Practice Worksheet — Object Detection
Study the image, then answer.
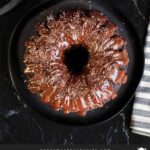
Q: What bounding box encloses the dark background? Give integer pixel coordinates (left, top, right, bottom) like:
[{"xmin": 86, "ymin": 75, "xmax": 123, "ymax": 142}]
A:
[{"xmin": 0, "ymin": 0, "xmax": 150, "ymax": 145}]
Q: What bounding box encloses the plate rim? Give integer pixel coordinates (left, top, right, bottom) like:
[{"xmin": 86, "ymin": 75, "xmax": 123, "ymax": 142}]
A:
[{"xmin": 8, "ymin": 0, "xmax": 145, "ymax": 126}]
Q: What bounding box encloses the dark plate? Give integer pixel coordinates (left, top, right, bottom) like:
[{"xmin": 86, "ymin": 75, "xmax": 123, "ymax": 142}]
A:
[{"xmin": 8, "ymin": 0, "xmax": 144, "ymax": 125}]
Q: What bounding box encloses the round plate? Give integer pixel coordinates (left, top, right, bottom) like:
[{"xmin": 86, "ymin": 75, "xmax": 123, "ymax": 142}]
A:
[{"xmin": 8, "ymin": 0, "xmax": 144, "ymax": 125}]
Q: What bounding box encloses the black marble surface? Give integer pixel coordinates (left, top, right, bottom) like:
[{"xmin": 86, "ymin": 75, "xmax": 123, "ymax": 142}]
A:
[{"xmin": 0, "ymin": 0, "xmax": 150, "ymax": 144}]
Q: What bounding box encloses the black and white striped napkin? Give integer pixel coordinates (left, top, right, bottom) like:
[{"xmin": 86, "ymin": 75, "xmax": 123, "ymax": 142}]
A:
[{"xmin": 131, "ymin": 22, "xmax": 150, "ymax": 137}]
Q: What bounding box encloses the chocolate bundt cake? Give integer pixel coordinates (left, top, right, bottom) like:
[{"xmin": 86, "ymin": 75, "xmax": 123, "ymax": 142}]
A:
[{"xmin": 24, "ymin": 10, "xmax": 129, "ymax": 116}]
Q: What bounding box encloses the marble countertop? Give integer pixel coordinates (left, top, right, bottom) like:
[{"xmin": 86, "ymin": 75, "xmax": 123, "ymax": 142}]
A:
[{"xmin": 0, "ymin": 0, "xmax": 150, "ymax": 144}]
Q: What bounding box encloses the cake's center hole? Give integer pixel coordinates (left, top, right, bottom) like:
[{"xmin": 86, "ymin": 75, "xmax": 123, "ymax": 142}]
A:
[{"xmin": 64, "ymin": 45, "xmax": 89, "ymax": 74}]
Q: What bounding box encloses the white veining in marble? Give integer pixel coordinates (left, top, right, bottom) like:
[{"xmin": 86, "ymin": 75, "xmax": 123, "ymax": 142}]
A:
[
  {"xmin": 5, "ymin": 110, "xmax": 19, "ymax": 118},
  {"xmin": 30, "ymin": 116, "xmax": 45, "ymax": 144},
  {"xmin": 106, "ymin": 121, "xmax": 119, "ymax": 144},
  {"xmin": 120, "ymin": 113, "xmax": 130, "ymax": 144},
  {"xmin": 132, "ymin": 0, "xmax": 145, "ymax": 20}
]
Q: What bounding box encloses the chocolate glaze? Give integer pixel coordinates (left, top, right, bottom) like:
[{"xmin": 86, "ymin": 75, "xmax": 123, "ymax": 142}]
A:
[{"xmin": 24, "ymin": 10, "xmax": 129, "ymax": 116}]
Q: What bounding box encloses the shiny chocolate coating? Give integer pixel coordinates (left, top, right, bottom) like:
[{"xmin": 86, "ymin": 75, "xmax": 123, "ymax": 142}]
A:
[{"xmin": 24, "ymin": 10, "xmax": 129, "ymax": 116}]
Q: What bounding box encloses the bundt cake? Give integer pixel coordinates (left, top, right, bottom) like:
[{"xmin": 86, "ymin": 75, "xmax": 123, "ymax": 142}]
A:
[{"xmin": 24, "ymin": 10, "xmax": 129, "ymax": 116}]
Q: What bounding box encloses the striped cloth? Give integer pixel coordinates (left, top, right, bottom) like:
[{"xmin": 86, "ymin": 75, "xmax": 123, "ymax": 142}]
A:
[{"xmin": 131, "ymin": 22, "xmax": 150, "ymax": 137}]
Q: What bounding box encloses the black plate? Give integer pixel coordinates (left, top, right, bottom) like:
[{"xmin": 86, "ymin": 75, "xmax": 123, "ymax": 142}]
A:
[{"xmin": 8, "ymin": 0, "xmax": 144, "ymax": 125}]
